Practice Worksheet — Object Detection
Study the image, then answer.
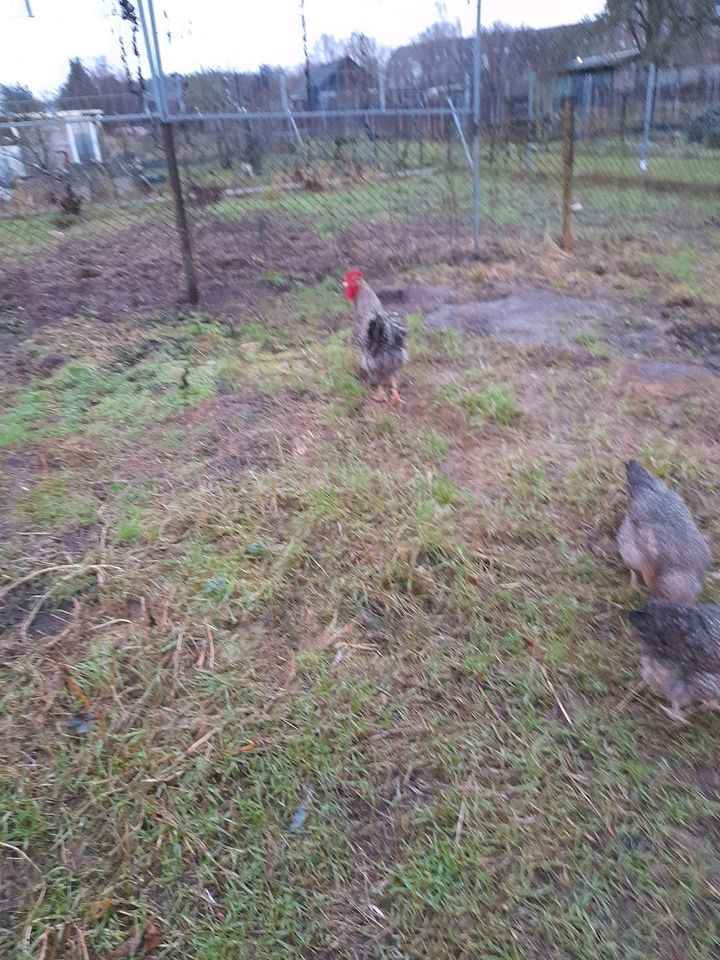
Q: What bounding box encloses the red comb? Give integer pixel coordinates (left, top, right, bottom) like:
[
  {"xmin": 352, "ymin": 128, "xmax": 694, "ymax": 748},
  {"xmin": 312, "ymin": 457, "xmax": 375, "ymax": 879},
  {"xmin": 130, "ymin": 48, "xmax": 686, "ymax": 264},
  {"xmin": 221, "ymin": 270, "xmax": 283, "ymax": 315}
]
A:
[{"xmin": 343, "ymin": 268, "xmax": 363, "ymax": 301}]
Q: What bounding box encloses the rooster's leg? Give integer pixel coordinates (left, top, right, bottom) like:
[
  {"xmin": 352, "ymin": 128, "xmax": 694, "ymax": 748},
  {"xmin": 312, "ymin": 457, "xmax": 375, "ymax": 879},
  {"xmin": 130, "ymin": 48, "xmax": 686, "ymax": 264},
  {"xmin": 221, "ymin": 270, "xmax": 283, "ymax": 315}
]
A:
[
  {"xmin": 389, "ymin": 378, "xmax": 406, "ymax": 406},
  {"xmin": 629, "ymin": 569, "xmax": 639, "ymax": 591},
  {"xmin": 370, "ymin": 385, "xmax": 389, "ymax": 403},
  {"xmin": 661, "ymin": 703, "xmax": 689, "ymax": 724}
]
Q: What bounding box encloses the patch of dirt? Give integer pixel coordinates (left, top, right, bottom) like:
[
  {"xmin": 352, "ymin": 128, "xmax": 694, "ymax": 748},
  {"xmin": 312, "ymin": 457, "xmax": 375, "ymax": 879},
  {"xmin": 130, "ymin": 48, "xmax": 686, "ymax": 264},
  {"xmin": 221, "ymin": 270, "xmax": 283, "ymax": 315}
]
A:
[
  {"xmin": 423, "ymin": 283, "xmax": 646, "ymax": 348},
  {"xmin": 0, "ymin": 849, "xmax": 38, "ymax": 938},
  {"xmin": 377, "ymin": 282, "xmax": 469, "ymax": 313},
  {"xmin": 625, "ymin": 359, "xmax": 715, "ymax": 399},
  {"xmin": 0, "ymin": 585, "xmax": 74, "ymax": 642},
  {"xmin": 388, "ymin": 281, "xmax": 719, "ymax": 373},
  {"xmin": 60, "ymin": 526, "xmax": 94, "ymax": 560},
  {"xmin": 116, "ymin": 388, "xmax": 327, "ymax": 489},
  {"xmin": 0, "ymin": 214, "xmax": 465, "ymax": 335},
  {"xmin": 670, "ymin": 310, "xmax": 720, "ymax": 365}
]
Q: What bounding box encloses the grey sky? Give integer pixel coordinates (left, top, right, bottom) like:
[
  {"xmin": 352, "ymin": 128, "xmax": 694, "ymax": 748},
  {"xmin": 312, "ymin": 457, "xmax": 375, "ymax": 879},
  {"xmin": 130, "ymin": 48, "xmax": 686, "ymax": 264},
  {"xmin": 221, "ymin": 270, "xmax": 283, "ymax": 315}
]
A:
[{"xmin": 1, "ymin": 0, "xmax": 606, "ymax": 96}]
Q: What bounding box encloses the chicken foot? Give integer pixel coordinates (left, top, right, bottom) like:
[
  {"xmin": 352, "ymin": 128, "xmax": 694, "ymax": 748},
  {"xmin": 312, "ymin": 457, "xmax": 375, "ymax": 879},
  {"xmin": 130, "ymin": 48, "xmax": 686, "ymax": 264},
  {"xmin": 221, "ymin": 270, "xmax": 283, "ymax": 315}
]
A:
[{"xmin": 389, "ymin": 378, "xmax": 406, "ymax": 406}]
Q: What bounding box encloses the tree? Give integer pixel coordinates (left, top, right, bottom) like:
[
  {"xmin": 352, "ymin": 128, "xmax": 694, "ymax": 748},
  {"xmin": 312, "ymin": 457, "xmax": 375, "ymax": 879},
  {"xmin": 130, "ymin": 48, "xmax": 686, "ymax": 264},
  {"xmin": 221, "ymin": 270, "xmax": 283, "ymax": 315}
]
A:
[
  {"xmin": 58, "ymin": 59, "xmax": 99, "ymax": 110},
  {"xmin": 415, "ymin": 2, "xmax": 462, "ymax": 42},
  {"xmin": 602, "ymin": 0, "xmax": 719, "ymax": 64},
  {"xmin": 313, "ymin": 34, "xmax": 341, "ymax": 64},
  {"xmin": 0, "ymin": 83, "xmax": 44, "ymax": 117},
  {"xmin": 56, "ymin": 57, "xmax": 141, "ymax": 114},
  {"xmin": 342, "ymin": 32, "xmax": 379, "ymax": 73},
  {"xmin": 481, "ymin": 24, "xmax": 515, "ymax": 124}
]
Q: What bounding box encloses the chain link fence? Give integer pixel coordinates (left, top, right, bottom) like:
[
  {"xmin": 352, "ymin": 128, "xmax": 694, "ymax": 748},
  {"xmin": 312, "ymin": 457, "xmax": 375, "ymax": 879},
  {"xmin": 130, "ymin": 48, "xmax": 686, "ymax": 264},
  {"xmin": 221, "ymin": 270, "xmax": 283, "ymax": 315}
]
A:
[{"xmin": 1, "ymin": 3, "xmax": 720, "ymax": 323}]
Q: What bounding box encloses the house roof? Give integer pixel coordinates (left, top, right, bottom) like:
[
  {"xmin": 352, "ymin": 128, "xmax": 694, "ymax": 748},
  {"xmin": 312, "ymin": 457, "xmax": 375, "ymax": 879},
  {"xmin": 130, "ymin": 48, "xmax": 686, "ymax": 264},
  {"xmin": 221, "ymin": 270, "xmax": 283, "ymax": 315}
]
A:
[
  {"xmin": 289, "ymin": 57, "xmax": 365, "ymax": 100},
  {"xmin": 562, "ymin": 48, "xmax": 640, "ymax": 75}
]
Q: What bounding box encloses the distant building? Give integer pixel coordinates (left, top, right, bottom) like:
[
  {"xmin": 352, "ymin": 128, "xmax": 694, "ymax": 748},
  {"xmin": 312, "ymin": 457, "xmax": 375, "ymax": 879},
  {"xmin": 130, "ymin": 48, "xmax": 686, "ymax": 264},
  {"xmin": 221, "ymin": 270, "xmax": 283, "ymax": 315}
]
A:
[
  {"xmin": 45, "ymin": 110, "xmax": 104, "ymax": 167},
  {"xmin": 386, "ymin": 37, "xmax": 472, "ymax": 107},
  {"xmin": 554, "ymin": 47, "xmax": 720, "ymax": 127},
  {"xmin": 0, "ymin": 131, "xmax": 25, "ymax": 191},
  {"xmin": 289, "ymin": 57, "xmax": 375, "ymax": 111},
  {"xmin": 0, "ymin": 110, "xmax": 106, "ymax": 208},
  {"xmin": 554, "ymin": 49, "xmax": 641, "ymax": 107}
]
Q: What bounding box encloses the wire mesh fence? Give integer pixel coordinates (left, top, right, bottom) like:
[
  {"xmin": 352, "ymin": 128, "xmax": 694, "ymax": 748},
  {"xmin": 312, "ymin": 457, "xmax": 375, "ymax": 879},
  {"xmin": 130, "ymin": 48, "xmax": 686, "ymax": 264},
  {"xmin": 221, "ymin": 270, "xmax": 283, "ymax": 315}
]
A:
[{"xmin": 1, "ymin": 1, "xmax": 720, "ymax": 320}]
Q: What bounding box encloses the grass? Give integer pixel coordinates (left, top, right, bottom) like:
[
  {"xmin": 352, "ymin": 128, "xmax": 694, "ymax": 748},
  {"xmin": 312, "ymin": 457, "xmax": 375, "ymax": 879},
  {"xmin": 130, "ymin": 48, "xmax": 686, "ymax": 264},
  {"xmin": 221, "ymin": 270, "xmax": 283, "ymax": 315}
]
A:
[
  {"xmin": 14, "ymin": 477, "xmax": 97, "ymax": 529},
  {"xmin": 435, "ymin": 376, "xmax": 520, "ymax": 426},
  {"xmin": 2, "ymin": 236, "xmax": 720, "ymax": 959},
  {"xmin": 654, "ymin": 248, "xmax": 698, "ymax": 282}
]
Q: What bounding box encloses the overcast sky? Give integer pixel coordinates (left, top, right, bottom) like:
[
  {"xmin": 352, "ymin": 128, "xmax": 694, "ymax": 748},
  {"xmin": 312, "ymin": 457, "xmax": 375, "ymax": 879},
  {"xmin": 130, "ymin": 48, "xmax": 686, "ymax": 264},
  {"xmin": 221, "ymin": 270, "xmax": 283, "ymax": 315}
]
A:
[{"xmin": 1, "ymin": 0, "xmax": 606, "ymax": 96}]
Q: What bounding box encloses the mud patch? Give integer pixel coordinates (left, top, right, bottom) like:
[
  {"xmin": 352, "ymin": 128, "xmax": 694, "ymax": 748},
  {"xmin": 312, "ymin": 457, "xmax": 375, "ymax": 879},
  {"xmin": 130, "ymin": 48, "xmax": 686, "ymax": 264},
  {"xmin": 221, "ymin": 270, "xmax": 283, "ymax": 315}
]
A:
[
  {"xmin": 0, "ymin": 213, "xmax": 466, "ymax": 335},
  {"xmin": 377, "ymin": 282, "xmax": 469, "ymax": 313},
  {"xmin": 423, "ymin": 284, "xmax": 643, "ymax": 347},
  {"xmin": 625, "ymin": 359, "xmax": 716, "ymax": 399}
]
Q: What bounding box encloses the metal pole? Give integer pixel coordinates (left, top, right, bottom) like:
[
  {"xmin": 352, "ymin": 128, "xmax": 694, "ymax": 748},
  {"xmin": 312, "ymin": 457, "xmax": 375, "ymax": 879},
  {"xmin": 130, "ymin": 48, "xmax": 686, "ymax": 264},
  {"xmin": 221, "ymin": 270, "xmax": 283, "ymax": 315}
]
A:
[
  {"xmin": 145, "ymin": 0, "xmax": 169, "ymax": 119},
  {"xmin": 561, "ymin": 96, "xmax": 575, "ymax": 252},
  {"xmin": 471, "ymin": 0, "xmax": 482, "ymax": 257},
  {"xmin": 280, "ymin": 74, "xmax": 304, "ymax": 150},
  {"xmin": 137, "ymin": 0, "xmax": 198, "ymax": 303},
  {"xmin": 640, "ymin": 62, "xmax": 657, "ymax": 173},
  {"xmin": 135, "ymin": 0, "xmax": 164, "ymax": 118},
  {"xmin": 447, "ymin": 97, "xmax": 472, "ymax": 167},
  {"xmin": 581, "ymin": 72, "xmax": 592, "ymax": 138},
  {"xmin": 174, "ymin": 74, "xmax": 185, "ymax": 114},
  {"xmin": 378, "ymin": 65, "xmax": 386, "ymax": 110},
  {"xmin": 525, "ymin": 70, "xmax": 535, "ymax": 169}
]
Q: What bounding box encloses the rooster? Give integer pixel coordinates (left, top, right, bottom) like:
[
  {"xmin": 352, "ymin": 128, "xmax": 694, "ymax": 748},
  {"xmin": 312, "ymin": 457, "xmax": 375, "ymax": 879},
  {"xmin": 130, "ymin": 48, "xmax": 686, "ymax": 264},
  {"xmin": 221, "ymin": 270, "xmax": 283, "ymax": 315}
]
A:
[{"xmin": 343, "ymin": 269, "xmax": 408, "ymax": 405}]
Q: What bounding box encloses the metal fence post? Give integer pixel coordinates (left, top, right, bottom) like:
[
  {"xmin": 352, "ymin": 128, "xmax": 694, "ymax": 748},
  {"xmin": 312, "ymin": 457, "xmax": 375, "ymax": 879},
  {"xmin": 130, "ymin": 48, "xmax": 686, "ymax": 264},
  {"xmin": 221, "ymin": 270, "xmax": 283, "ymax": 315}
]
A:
[
  {"xmin": 640, "ymin": 62, "xmax": 657, "ymax": 173},
  {"xmin": 525, "ymin": 70, "xmax": 535, "ymax": 169},
  {"xmin": 580, "ymin": 72, "xmax": 592, "ymax": 138},
  {"xmin": 561, "ymin": 95, "xmax": 575, "ymax": 253},
  {"xmin": 447, "ymin": 98, "xmax": 472, "ymax": 167},
  {"xmin": 137, "ymin": 0, "xmax": 199, "ymax": 304},
  {"xmin": 471, "ymin": 0, "xmax": 482, "ymax": 257}
]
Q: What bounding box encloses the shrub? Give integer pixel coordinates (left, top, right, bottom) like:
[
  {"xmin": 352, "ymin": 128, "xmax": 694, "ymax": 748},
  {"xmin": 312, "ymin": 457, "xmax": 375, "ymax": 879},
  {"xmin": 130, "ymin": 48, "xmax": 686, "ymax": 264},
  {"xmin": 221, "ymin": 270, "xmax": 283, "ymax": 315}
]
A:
[{"xmin": 687, "ymin": 102, "xmax": 720, "ymax": 148}]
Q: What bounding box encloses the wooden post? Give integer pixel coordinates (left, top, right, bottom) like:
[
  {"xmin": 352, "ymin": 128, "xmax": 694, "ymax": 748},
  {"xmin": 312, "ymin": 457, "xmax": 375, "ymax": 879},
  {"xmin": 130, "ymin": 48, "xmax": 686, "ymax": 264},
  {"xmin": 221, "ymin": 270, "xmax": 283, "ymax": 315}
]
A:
[
  {"xmin": 160, "ymin": 121, "xmax": 199, "ymax": 305},
  {"xmin": 561, "ymin": 95, "xmax": 574, "ymax": 253}
]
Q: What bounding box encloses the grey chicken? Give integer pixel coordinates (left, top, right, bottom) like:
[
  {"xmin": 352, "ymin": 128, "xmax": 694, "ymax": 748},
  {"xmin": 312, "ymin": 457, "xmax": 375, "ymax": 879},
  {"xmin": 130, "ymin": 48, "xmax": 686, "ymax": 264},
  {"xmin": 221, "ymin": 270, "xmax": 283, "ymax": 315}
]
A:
[
  {"xmin": 343, "ymin": 269, "xmax": 408, "ymax": 405},
  {"xmin": 617, "ymin": 459, "xmax": 710, "ymax": 603},
  {"xmin": 628, "ymin": 599, "xmax": 720, "ymax": 722}
]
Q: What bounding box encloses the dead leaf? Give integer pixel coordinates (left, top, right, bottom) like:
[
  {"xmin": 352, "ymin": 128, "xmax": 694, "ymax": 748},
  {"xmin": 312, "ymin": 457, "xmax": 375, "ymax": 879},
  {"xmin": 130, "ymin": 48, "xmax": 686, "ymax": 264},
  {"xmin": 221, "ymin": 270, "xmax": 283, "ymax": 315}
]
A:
[
  {"xmin": 108, "ymin": 927, "xmax": 142, "ymax": 959},
  {"xmin": 107, "ymin": 919, "xmax": 160, "ymax": 959},
  {"xmin": 143, "ymin": 920, "xmax": 161, "ymax": 955},
  {"xmin": 61, "ymin": 667, "xmax": 91, "ymax": 711}
]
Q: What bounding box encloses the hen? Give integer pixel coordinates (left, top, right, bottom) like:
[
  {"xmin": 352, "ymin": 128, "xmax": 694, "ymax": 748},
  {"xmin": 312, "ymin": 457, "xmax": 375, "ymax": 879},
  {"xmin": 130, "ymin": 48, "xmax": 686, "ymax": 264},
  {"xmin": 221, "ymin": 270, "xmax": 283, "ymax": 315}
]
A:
[
  {"xmin": 343, "ymin": 269, "xmax": 408, "ymax": 405},
  {"xmin": 628, "ymin": 599, "xmax": 720, "ymax": 721},
  {"xmin": 617, "ymin": 459, "xmax": 710, "ymax": 603}
]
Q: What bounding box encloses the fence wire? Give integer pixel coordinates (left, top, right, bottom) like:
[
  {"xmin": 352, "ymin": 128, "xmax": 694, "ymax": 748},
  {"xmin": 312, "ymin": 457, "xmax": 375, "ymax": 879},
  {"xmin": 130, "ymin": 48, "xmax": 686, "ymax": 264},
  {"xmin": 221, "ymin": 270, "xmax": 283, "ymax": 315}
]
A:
[{"xmin": 1, "ymin": 5, "xmax": 720, "ymax": 319}]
